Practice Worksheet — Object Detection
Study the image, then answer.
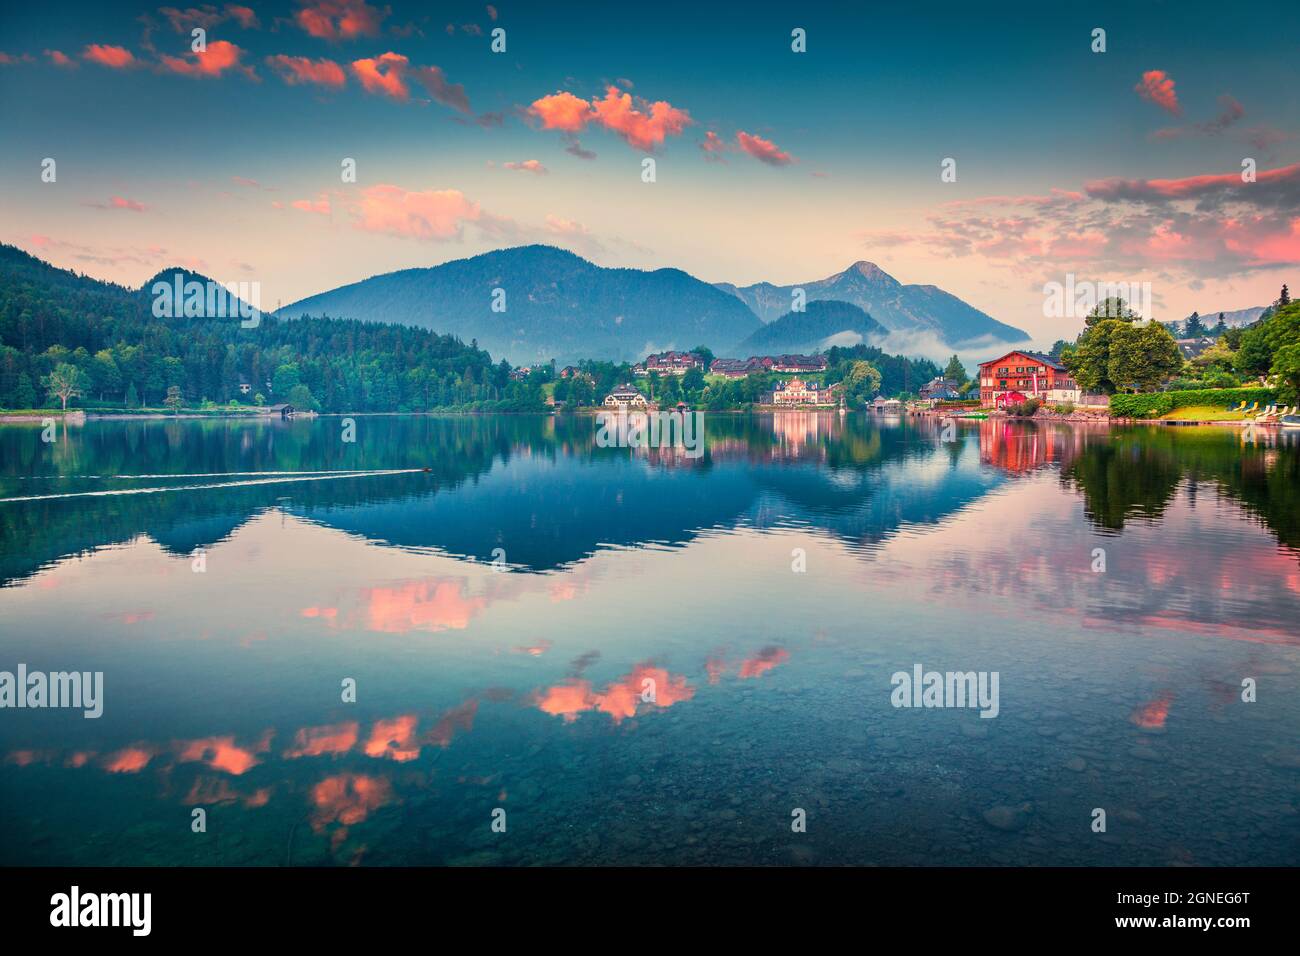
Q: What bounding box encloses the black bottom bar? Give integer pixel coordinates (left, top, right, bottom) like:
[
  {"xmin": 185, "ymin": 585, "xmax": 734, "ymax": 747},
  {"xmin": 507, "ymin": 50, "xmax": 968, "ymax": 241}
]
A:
[{"xmin": 0, "ymin": 866, "xmax": 1281, "ymax": 939}]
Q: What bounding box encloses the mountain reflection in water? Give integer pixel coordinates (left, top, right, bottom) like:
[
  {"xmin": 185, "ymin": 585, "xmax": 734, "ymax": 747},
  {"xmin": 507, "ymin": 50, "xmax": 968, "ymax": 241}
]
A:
[{"xmin": 1, "ymin": 413, "xmax": 1298, "ymax": 866}]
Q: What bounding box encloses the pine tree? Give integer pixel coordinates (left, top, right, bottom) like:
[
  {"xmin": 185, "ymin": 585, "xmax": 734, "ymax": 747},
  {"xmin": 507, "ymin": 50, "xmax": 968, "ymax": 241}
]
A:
[
  {"xmin": 1281, "ymin": 284, "xmax": 1291, "ymax": 307},
  {"xmin": 124, "ymin": 381, "xmax": 139, "ymax": 408}
]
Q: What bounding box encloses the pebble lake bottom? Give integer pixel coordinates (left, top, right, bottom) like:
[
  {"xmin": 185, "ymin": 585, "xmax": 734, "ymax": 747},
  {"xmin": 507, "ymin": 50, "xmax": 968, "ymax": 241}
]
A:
[{"xmin": 1, "ymin": 412, "xmax": 1298, "ymax": 866}]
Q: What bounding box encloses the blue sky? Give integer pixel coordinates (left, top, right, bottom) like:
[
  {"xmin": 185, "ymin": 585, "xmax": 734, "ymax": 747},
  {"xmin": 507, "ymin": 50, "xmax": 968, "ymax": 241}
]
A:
[{"xmin": 2, "ymin": 0, "xmax": 1298, "ymax": 345}]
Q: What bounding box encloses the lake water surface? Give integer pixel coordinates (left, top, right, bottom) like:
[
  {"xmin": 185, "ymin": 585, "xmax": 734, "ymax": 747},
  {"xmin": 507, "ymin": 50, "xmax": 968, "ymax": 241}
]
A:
[{"xmin": 1, "ymin": 413, "xmax": 1298, "ymax": 866}]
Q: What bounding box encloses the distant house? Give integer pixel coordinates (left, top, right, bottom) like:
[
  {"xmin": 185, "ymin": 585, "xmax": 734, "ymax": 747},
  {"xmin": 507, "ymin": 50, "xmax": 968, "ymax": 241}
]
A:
[
  {"xmin": 508, "ymin": 366, "xmax": 533, "ymax": 382},
  {"xmin": 919, "ymin": 376, "xmax": 962, "ymax": 401},
  {"xmin": 976, "ymin": 350, "xmax": 1080, "ymax": 408},
  {"xmin": 559, "ymin": 365, "xmax": 582, "ymax": 379},
  {"xmin": 710, "ymin": 357, "xmax": 762, "ymax": 378},
  {"xmin": 1176, "ymin": 336, "xmax": 1216, "ymax": 360},
  {"xmin": 770, "ymin": 354, "xmax": 828, "ymax": 374},
  {"xmin": 769, "ymin": 377, "xmax": 836, "ymax": 406},
  {"xmin": 268, "ymin": 403, "xmax": 295, "ymax": 419},
  {"xmin": 238, "ymin": 381, "xmax": 252, "ymax": 396},
  {"xmin": 872, "ymin": 396, "xmax": 904, "ymax": 413},
  {"xmin": 641, "ymin": 351, "xmax": 704, "ymax": 375},
  {"xmin": 710, "ymin": 355, "xmax": 824, "ymax": 378},
  {"xmin": 603, "ymin": 384, "xmax": 651, "ymax": 410}
]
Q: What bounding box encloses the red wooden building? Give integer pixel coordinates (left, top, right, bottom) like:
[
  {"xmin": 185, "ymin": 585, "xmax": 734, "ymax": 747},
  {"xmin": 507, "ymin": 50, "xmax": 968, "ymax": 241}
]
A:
[{"xmin": 977, "ymin": 350, "xmax": 1080, "ymax": 407}]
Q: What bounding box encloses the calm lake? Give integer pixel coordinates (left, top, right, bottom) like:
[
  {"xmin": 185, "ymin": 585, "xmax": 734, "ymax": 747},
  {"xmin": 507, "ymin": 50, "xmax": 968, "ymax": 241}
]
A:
[{"xmin": 1, "ymin": 412, "xmax": 1298, "ymax": 866}]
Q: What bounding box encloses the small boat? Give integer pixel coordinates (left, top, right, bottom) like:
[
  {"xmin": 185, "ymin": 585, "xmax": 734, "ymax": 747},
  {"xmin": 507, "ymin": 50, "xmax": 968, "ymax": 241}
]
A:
[{"xmin": 1281, "ymin": 414, "xmax": 1300, "ymax": 429}]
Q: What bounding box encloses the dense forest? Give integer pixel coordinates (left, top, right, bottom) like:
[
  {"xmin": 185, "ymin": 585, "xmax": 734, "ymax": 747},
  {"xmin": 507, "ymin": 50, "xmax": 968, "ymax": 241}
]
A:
[
  {"xmin": 1, "ymin": 243, "xmax": 954, "ymax": 414},
  {"xmin": 0, "ymin": 244, "xmax": 547, "ymax": 413}
]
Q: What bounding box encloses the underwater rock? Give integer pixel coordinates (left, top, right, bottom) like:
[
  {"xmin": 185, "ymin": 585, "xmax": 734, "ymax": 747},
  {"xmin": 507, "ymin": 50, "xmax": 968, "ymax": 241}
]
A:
[{"xmin": 982, "ymin": 802, "xmax": 1033, "ymax": 832}]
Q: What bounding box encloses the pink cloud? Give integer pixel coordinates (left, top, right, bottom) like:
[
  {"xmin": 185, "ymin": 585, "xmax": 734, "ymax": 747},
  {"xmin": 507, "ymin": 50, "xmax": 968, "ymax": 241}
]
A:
[
  {"xmin": 736, "ymin": 130, "xmax": 795, "ymax": 166},
  {"xmin": 266, "ymin": 54, "xmax": 347, "ymax": 87},
  {"xmin": 530, "ymin": 87, "xmax": 692, "ymax": 151},
  {"xmin": 352, "ymin": 185, "xmax": 482, "ymax": 240},
  {"xmin": 1135, "ymin": 69, "xmax": 1181, "ymax": 117},
  {"xmin": 700, "ymin": 130, "xmax": 728, "ymax": 161},
  {"xmin": 1085, "ymin": 162, "xmax": 1300, "ymax": 203},
  {"xmin": 291, "ymin": 195, "xmax": 332, "ymax": 214},
  {"xmin": 502, "ymin": 159, "xmax": 547, "ymax": 174},
  {"xmin": 529, "ymin": 90, "xmax": 592, "ymax": 133},
  {"xmin": 159, "ymin": 40, "xmax": 256, "ymax": 79},
  {"xmin": 295, "ymin": 0, "xmax": 388, "ymax": 40},
  {"xmin": 412, "ymin": 65, "xmax": 470, "ymax": 113},
  {"xmin": 225, "ymin": 4, "xmax": 260, "ymax": 28},
  {"xmin": 590, "ymin": 86, "xmax": 692, "ymax": 150},
  {"xmin": 351, "ymin": 51, "xmax": 408, "ymax": 99},
  {"xmin": 84, "ymin": 196, "xmax": 149, "ymax": 212},
  {"xmin": 82, "ymin": 44, "xmax": 136, "ymax": 69},
  {"xmin": 544, "ymin": 214, "xmax": 589, "ymax": 237},
  {"xmin": 45, "ymin": 50, "xmax": 76, "ymax": 68}
]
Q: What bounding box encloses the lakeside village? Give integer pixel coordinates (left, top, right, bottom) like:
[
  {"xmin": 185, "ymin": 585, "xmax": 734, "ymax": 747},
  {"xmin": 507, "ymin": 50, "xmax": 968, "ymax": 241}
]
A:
[
  {"xmin": 9, "ymin": 290, "xmax": 1300, "ymax": 430},
  {"xmin": 538, "ymin": 288, "xmax": 1300, "ymax": 430}
]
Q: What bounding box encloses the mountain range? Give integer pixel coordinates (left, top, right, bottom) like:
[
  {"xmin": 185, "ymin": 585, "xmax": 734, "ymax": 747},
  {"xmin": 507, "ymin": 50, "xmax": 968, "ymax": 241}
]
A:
[
  {"xmin": 278, "ymin": 245, "xmax": 760, "ymax": 367},
  {"xmin": 280, "ymin": 246, "xmax": 1028, "ymax": 363},
  {"xmin": 737, "ymin": 300, "xmax": 888, "ymax": 354},
  {"xmin": 716, "ymin": 260, "xmax": 1028, "ymax": 346}
]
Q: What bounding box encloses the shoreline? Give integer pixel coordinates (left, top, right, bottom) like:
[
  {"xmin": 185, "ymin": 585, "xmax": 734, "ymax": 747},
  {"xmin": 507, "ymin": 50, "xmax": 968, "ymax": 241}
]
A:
[{"xmin": 0, "ymin": 407, "xmax": 1284, "ymax": 429}]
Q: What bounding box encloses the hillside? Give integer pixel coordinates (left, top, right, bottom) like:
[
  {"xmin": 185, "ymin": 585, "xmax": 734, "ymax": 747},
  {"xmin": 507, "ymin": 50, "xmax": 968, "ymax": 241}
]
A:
[
  {"xmin": 736, "ymin": 300, "xmax": 887, "ymax": 353},
  {"xmin": 718, "ymin": 261, "xmax": 1028, "ymax": 346},
  {"xmin": 279, "ymin": 245, "xmax": 763, "ymax": 365},
  {"xmin": 0, "ymin": 244, "xmax": 522, "ymax": 413}
]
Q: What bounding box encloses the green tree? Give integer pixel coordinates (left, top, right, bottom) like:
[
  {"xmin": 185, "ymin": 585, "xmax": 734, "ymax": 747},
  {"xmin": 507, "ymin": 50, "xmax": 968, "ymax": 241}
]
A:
[
  {"xmin": 943, "ymin": 355, "xmax": 969, "ymax": 385},
  {"xmin": 286, "ymin": 383, "xmax": 319, "ymax": 411},
  {"xmin": 124, "ymin": 381, "xmax": 140, "ymax": 408},
  {"xmin": 164, "ymin": 384, "xmax": 183, "ymax": 414},
  {"xmin": 41, "ymin": 362, "xmax": 88, "ymax": 410},
  {"xmin": 1062, "ymin": 299, "xmax": 1147, "ymax": 394},
  {"xmin": 90, "ymin": 350, "xmax": 123, "ymax": 401},
  {"xmin": 272, "ymin": 363, "xmax": 301, "ymax": 397},
  {"xmin": 1084, "ymin": 297, "xmax": 1138, "ymax": 327},
  {"xmin": 1106, "ymin": 322, "xmax": 1183, "ymax": 392},
  {"xmin": 1183, "ymin": 312, "xmax": 1206, "ymax": 338},
  {"xmin": 1235, "ymin": 303, "xmax": 1300, "ymax": 378},
  {"xmin": 1271, "ymin": 342, "xmax": 1300, "ymax": 403},
  {"xmin": 843, "ymin": 361, "xmax": 883, "ymax": 404},
  {"xmin": 14, "ymin": 372, "xmax": 36, "ymax": 409}
]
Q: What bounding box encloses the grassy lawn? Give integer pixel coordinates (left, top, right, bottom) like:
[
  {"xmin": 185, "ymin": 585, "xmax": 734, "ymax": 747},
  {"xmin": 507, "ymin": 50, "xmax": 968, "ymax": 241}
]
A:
[{"xmin": 1160, "ymin": 405, "xmax": 1253, "ymax": 421}]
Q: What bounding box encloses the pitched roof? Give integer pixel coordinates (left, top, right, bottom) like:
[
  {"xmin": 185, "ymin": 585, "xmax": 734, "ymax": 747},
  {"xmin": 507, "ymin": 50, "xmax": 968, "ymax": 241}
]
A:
[{"xmin": 978, "ymin": 349, "xmax": 1066, "ymax": 372}]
